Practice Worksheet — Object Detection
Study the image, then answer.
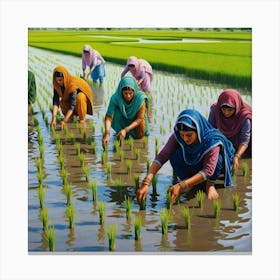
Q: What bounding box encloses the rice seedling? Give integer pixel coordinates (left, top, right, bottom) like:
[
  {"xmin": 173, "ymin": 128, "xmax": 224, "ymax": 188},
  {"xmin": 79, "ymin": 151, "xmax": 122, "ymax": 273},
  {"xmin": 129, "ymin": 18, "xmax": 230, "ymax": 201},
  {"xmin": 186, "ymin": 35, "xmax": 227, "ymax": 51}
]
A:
[
  {"xmin": 160, "ymin": 209, "xmax": 170, "ymax": 235},
  {"xmin": 126, "ymin": 159, "xmax": 132, "ymax": 175},
  {"xmin": 152, "ymin": 175, "xmax": 158, "ymax": 195},
  {"xmin": 87, "ymin": 136, "xmax": 93, "ymax": 145},
  {"xmin": 60, "ymin": 168, "xmax": 68, "ymax": 185},
  {"xmin": 101, "ymin": 150, "xmax": 107, "ymax": 164},
  {"xmin": 106, "ymin": 224, "xmax": 117, "ymax": 251},
  {"xmin": 58, "ymin": 154, "xmax": 65, "ymax": 170},
  {"xmin": 183, "ymin": 206, "xmax": 191, "ymax": 230},
  {"xmin": 106, "ymin": 162, "xmax": 112, "ymax": 179},
  {"xmin": 69, "ymin": 132, "xmax": 75, "ymax": 144},
  {"xmin": 142, "ymin": 136, "xmax": 148, "ymax": 148},
  {"xmin": 127, "ymin": 137, "xmax": 134, "ymax": 151},
  {"xmin": 91, "ymin": 179, "xmax": 98, "ymax": 202},
  {"xmin": 232, "ymin": 193, "xmax": 240, "ymax": 212},
  {"xmin": 35, "ymin": 157, "xmax": 43, "ymax": 173},
  {"xmin": 134, "ymin": 215, "xmax": 142, "ymax": 241},
  {"xmin": 113, "ymin": 139, "xmax": 121, "ymax": 153},
  {"xmin": 241, "ymin": 162, "xmax": 249, "ymax": 176},
  {"xmin": 89, "ymin": 120, "xmax": 95, "ymax": 134},
  {"xmin": 124, "ymin": 196, "xmax": 133, "ymax": 219},
  {"xmin": 46, "ymin": 226, "xmax": 55, "ymax": 252},
  {"xmin": 74, "ymin": 143, "xmax": 81, "ymax": 156},
  {"xmin": 39, "ymin": 144, "xmax": 45, "ymax": 159},
  {"xmin": 38, "ymin": 186, "xmax": 45, "ymax": 209},
  {"xmin": 37, "ymin": 169, "xmax": 44, "ymax": 187},
  {"xmin": 134, "ymin": 173, "xmax": 140, "ymax": 190},
  {"xmin": 82, "ymin": 129, "xmax": 87, "ymax": 142},
  {"xmin": 91, "ymin": 141, "xmax": 97, "ymax": 154},
  {"xmin": 196, "ymin": 190, "xmax": 205, "ymax": 208},
  {"xmin": 40, "ymin": 207, "xmax": 48, "ymax": 232},
  {"xmin": 135, "ymin": 148, "xmax": 141, "ymax": 161},
  {"xmin": 64, "ymin": 183, "xmax": 72, "ymax": 206},
  {"xmin": 165, "ymin": 191, "xmax": 172, "ymax": 209},
  {"xmin": 213, "ymin": 199, "xmax": 221, "ymax": 218},
  {"xmin": 79, "ymin": 152, "xmax": 85, "ymax": 167},
  {"xmin": 83, "ymin": 164, "xmax": 90, "ymax": 182},
  {"xmin": 98, "ymin": 201, "xmax": 106, "ymax": 225},
  {"xmin": 139, "ymin": 196, "xmax": 146, "ymax": 211},
  {"xmin": 66, "ymin": 204, "xmax": 75, "ymax": 229},
  {"xmin": 118, "ymin": 149, "xmax": 124, "ymax": 162},
  {"xmin": 38, "ymin": 133, "xmax": 44, "ymax": 146}
]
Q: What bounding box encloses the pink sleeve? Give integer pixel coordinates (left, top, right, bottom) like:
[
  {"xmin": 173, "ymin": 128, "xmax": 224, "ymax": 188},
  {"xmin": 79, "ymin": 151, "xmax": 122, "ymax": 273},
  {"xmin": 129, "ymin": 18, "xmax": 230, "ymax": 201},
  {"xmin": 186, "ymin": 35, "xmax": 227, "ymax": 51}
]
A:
[
  {"xmin": 202, "ymin": 146, "xmax": 220, "ymax": 178},
  {"xmin": 121, "ymin": 66, "xmax": 129, "ymax": 78},
  {"xmin": 154, "ymin": 134, "xmax": 179, "ymax": 166}
]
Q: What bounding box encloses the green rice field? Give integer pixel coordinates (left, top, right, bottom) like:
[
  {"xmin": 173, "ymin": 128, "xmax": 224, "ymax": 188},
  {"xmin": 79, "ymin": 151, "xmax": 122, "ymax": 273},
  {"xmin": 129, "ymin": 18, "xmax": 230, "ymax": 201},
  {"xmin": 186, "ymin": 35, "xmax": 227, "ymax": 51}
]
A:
[{"xmin": 28, "ymin": 28, "xmax": 252, "ymax": 89}]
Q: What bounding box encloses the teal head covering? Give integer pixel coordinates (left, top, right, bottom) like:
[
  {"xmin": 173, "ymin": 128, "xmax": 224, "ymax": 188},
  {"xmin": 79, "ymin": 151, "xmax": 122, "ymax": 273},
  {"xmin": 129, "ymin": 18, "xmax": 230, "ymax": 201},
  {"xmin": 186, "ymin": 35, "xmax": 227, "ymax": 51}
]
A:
[{"xmin": 106, "ymin": 76, "xmax": 150, "ymax": 138}]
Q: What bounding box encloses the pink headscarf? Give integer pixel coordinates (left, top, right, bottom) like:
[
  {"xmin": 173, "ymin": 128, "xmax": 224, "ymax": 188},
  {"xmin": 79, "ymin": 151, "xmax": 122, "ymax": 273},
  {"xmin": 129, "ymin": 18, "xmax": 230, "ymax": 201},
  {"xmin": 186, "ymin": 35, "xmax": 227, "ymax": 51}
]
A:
[
  {"xmin": 211, "ymin": 89, "xmax": 252, "ymax": 138},
  {"xmin": 126, "ymin": 56, "xmax": 153, "ymax": 78},
  {"xmin": 82, "ymin": 45, "xmax": 94, "ymax": 66}
]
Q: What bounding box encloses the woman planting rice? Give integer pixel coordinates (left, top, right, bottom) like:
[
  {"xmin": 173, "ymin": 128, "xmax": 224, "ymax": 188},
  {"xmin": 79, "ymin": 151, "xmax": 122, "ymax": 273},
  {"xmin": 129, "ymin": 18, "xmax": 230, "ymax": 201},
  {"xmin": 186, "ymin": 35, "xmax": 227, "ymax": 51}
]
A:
[
  {"xmin": 137, "ymin": 109, "xmax": 235, "ymax": 205},
  {"xmin": 50, "ymin": 65, "xmax": 94, "ymax": 129},
  {"xmin": 102, "ymin": 76, "xmax": 150, "ymax": 148}
]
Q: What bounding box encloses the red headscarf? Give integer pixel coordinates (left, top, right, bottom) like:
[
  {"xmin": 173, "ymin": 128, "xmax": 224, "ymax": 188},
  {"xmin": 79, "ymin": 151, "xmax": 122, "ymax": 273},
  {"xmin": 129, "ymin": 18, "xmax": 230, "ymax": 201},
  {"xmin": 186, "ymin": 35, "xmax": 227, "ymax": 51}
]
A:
[{"xmin": 211, "ymin": 89, "xmax": 252, "ymax": 138}]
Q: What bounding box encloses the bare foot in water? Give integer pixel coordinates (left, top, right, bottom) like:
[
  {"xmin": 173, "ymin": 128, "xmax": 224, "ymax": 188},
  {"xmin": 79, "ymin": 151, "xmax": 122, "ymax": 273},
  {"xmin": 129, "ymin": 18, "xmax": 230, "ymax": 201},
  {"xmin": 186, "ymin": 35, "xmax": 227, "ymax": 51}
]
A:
[{"xmin": 206, "ymin": 184, "xmax": 219, "ymax": 200}]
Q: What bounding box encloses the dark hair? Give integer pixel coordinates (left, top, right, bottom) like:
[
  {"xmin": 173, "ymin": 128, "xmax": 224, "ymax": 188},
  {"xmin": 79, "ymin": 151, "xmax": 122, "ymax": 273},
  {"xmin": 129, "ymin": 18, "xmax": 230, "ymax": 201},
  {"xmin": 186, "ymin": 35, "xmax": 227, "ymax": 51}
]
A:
[
  {"xmin": 54, "ymin": 71, "xmax": 64, "ymax": 77},
  {"xmin": 176, "ymin": 122, "xmax": 197, "ymax": 131},
  {"xmin": 122, "ymin": 86, "xmax": 134, "ymax": 91}
]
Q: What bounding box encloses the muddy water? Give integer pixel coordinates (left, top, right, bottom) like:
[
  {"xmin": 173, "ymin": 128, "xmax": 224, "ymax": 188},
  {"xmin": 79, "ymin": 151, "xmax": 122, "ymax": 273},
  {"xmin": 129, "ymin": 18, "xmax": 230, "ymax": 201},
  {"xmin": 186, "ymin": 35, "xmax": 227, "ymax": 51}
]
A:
[{"xmin": 28, "ymin": 47, "xmax": 252, "ymax": 253}]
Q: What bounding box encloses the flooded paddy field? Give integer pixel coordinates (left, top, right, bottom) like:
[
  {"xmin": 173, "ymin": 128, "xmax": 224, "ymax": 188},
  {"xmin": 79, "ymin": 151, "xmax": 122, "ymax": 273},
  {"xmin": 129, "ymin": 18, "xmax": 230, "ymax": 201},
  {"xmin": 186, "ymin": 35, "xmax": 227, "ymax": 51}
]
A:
[{"xmin": 28, "ymin": 46, "xmax": 252, "ymax": 253}]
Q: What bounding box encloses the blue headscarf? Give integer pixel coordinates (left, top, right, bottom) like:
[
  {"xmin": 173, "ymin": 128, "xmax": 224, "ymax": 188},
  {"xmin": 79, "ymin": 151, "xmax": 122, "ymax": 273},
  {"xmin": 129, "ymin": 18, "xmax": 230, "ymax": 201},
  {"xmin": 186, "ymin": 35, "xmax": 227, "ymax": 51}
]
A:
[{"xmin": 174, "ymin": 109, "xmax": 235, "ymax": 187}]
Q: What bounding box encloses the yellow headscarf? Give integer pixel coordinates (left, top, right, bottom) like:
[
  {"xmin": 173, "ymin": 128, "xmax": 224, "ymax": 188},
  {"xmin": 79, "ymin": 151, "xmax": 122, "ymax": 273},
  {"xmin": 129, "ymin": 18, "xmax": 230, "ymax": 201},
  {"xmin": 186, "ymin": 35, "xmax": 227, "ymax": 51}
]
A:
[{"xmin": 53, "ymin": 65, "xmax": 94, "ymax": 115}]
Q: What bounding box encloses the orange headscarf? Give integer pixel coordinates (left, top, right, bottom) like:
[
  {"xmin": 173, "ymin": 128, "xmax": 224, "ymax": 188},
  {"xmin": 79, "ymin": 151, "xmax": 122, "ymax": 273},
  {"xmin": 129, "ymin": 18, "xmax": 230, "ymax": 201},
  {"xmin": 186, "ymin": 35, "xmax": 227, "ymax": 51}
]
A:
[{"xmin": 53, "ymin": 65, "xmax": 94, "ymax": 115}]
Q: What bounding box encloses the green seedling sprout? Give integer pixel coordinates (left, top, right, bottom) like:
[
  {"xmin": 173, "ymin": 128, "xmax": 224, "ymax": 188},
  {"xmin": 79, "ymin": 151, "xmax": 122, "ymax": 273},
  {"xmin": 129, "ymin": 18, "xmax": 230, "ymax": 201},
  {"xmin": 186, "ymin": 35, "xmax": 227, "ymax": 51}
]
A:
[
  {"xmin": 213, "ymin": 199, "xmax": 221, "ymax": 218},
  {"xmin": 91, "ymin": 179, "xmax": 98, "ymax": 202},
  {"xmin": 58, "ymin": 154, "xmax": 65, "ymax": 170},
  {"xmin": 38, "ymin": 186, "xmax": 45, "ymax": 209},
  {"xmin": 146, "ymin": 159, "xmax": 151, "ymax": 173},
  {"xmin": 152, "ymin": 175, "xmax": 158, "ymax": 195},
  {"xmin": 160, "ymin": 209, "xmax": 170, "ymax": 235},
  {"xmin": 106, "ymin": 224, "xmax": 117, "ymax": 251},
  {"xmin": 106, "ymin": 163, "xmax": 112, "ymax": 179},
  {"xmin": 60, "ymin": 168, "xmax": 68, "ymax": 185},
  {"xmin": 64, "ymin": 183, "xmax": 72, "ymax": 206},
  {"xmin": 46, "ymin": 226, "xmax": 55, "ymax": 252},
  {"xmin": 242, "ymin": 162, "xmax": 249, "ymax": 176},
  {"xmin": 124, "ymin": 196, "xmax": 133, "ymax": 219},
  {"xmin": 79, "ymin": 152, "xmax": 85, "ymax": 167},
  {"xmin": 118, "ymin": 149, "xmax": 124, "ymax": 162},
  {"xmin": 37, "ymin": 169, "xmax": 44, "ymax": 187},
  {"xmin": 142, "ymin": 136, "xmax": 148, "ymax": 148},
  {"xmin": 66, "ymin": 204, "xmax": 75, "ymax": 229},
  {"xmin": 196, "ymin": 190, "xmax": 205, "ymax": 208},
  {"xmin": 69, "ymin": 132, "xmax": 75, "ymax": 144},
  {"xmin": 135, "ymin": 148, "xmax": 141, "ymax": 161},
  {"xmin": 74, "ymin": 143, "xmax": 81, "ymax": 156},
  {"xmin": 91, "ymin": 141, "xmax": 97, "ymax": 154},
  {"xmin": 98, "ymin": 201, "xmax": 106, "ymax": 225},
  {"xmin": 114, "ymin": 140, "xmax": 121, "ymax": 153},
  {"xmin": 127, "ymin": 137, "xmax": 134, "ymax": 151},
  {"xmin": 232, "ymin": 193, "xmax": 240, "ymax": 212},
  {"xmin": 126, "ymin": 159, "xmax": 132, "ymax": 175},
  {"xmin": 83, "ymin": 164, "xmax": 90, "ymax": 182},
  {"xmin": 183, "ymin": 206, "xmax": 191, "ymax": 230},
  {"xmin": 40, "ymin": 207, "xmax": 48, "ymax": 232},
  {"xmin": 134, "ymin": 173, "xmax": 140, "ymax": 191},
  {"xmin": 39, "ymin": 144, "xmax": 45, "ymax": 159},
  {"xmin": 134, "ymin": 215, "xmax": 143, "ymax": 241},
  {"xmin": 139, "ymin": 196, "xmax": 146, "ymax": 211},
  {"xmin": 114, "ymin": 178, "xmax": 122, "ymax": 195}
]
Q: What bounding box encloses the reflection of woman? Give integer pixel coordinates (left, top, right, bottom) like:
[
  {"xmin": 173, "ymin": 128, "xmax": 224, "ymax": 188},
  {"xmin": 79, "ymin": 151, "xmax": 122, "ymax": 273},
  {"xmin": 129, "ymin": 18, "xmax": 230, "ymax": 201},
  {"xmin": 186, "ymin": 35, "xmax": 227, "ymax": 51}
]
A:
[
  {"xmin": 121, "ymin": 56, "xmax": 153, "ymax": 93},
  {"xmin": 82, "ymin": 44, "xmax": 106, "ymax": 85},
  {"xmin": 208, "ymin": 89, "xmax": 252, "ymax": 171},
  {"xmin": 102, "ymin": 76, "xmax": 150, "ymax": 148},
  {"xmin": 137, "ymin": 109, "xmax": 235, "ymax": 205},
  {"xmin": 50, "ymin": 65, "xmax": 94, "ymax": 129}
]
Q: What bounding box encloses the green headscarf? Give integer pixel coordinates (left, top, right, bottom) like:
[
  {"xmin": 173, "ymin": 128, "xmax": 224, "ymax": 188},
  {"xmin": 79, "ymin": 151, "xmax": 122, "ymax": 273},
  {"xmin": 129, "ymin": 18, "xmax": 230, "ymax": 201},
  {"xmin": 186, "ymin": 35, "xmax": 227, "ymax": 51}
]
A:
[{"xmin": 106, "ymin": 76, "xmax": 150, "ymax": 138}]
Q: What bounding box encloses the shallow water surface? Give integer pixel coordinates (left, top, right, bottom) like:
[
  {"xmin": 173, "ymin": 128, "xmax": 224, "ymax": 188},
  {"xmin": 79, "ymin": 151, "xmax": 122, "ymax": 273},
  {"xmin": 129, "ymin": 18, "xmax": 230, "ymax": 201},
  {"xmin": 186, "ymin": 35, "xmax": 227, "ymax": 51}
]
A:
[{"xmin": 28, "ymin": 47, "xmax": 252, "ymax": 253}]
